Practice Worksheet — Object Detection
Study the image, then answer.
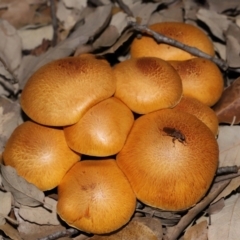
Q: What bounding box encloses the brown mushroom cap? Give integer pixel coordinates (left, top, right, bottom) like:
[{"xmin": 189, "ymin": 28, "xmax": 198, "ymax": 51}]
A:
[
  {"xmin": 64, "ymin": 97, "xmax": 134, "ymax": 156},
  {"xmin": 57, "ymin": 159, "xmax": 136, "ymax": 234},
  {"xmin": 3, "ymin": 121, "xmax": 80, "ymax": 191},
  {"xmin": 130, "ymin": 22, "xmax": 215, "ymax": 61},
  {"xmin": 21, "ymin": 57, "xmax": 116, "ymax": 126},
  {"xmin": 116, "ymin": 109, "xmax": 219, "ymax": 211},
  {"xmin": 169, "ymin": 58, "xmax": 224, "ymax": 106},
  {"xmin": 113, "ymin": 57, "xmax": 182, "ymax": 114},
  {"xmin": 173, "ymin": 96, "xmax": 219, "ymax": 136}
]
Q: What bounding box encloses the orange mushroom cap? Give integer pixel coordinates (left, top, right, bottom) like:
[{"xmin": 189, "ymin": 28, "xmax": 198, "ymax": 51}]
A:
[
  {"xmin": 57, "ymin": 160, "xmax": 136, "ymax": 234},
  {"xmin": 64, "ymin": 97, "xmax": 134, "ymax": 156},
  {"xmin": 3, "ymin": 121, "xmax": 80, "ymax": 191},
  {"xmin": 113, "ymin": 57, "xmax": 182, "ymax": 114},
  {"xmin": 21, "ymin": 56, "xmax": 116, "ymax": 126},
  {"xmin": 169, "ymin": 58, "xmax": 224, "ymax": 106},
  {"xmin": 116, "ymin": 109, "xmax": 219, "ymax": 211},
  {"xmin": 130, "ymin": 22, "xmax": 215, "ymax": 61},
  {"xmin": 173, "ymin": 96, "xmax": 219, "ymax": 136}
]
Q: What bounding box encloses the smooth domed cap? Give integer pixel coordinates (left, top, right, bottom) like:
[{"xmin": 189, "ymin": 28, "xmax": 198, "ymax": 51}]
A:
[
  {"xmin": 169, "ymin": 58, "xmax": 224, "ymax": 106},
  {"xmin": 57, "ymin": 160, "xmax": 136, "ymax": 234},
  {"xmin": 3, "ymin": 121, "xmax": 80, "ymax": 191},
  {"xmin": 113, "ymin": 57, "xmax": 182, "ymax": 114},
  {"xmin": 64, "ymin": 97, "xmax": 134, "ymax": 156},
  {"xmin": 21, "ymin": 56, "xmax": 116, "ymax": 126},
  {"xmin": 130, "ymin": 22, "xmax": 215, "ymax": 61},
  {"xmin": 116, "ymin": 109, "xmax": 219, "ymax": 211},
  {"xmin": 173, "ymin": 96, "xmax": 219, "ymax": 136}
]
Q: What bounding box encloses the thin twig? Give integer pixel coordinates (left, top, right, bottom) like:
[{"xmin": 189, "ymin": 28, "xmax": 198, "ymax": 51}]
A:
[
  {"xmin": 163, "ymin": 180, "xmax": 230, "ymax": 240},
  {"xmin": 215, "ymin": 172, "xmax": 240, "ymax": 183},
  {"xmin": 38, "ymin": 228, "xmax": 79, "ymax": 240},
  {"xmin": 115, "ymin": 0, "xmax": 134, "ymax": 17},
  {"xmin": 88, "ymin": 0, "xmax": 104, "ymax": 6},
  {"xmin": 128, "ymin": 21, "xmax": 228, "ymax": 71},
  {"xmin": 0, "ymin": 57, "xmax": 18, "ymax": 84},
  {"xmin": 216, "ymin": 165, "xmax": 239, "ymax": 175},
  {"xmin": 49, "ymin": 0, "xmax": 58, "ymax": 47}
]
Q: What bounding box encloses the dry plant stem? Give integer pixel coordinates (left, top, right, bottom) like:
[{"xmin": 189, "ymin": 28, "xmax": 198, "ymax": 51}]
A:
[
  {"xmin": 216, "ymin": 165, "xmax": 238, "ymax": 175},
  {"xmin": 128, "ymin": 21, "xmax": 228, "ymax": 71},
  {"xmin": 49, "ymin": 0, "xmax": 58, "ymax": 47},
  {"xmin": 0, "ymin": 57, "xmax": 18, "ymax": 84},
  {"xmin": 215, "ymin": 171, "xmax": 240, "ymax": 183},
  {"xmin": 88, "ymin": 0, "xmax": 104, "ymax": 6},
  {"xmin": 38, "ymin": 228, "xmax": 79, "ymax": 240},
  {"xmin": 163, "ymin": 180, "xmax": 230, "ymax": 240},
  {"xmin": 115, "ymin": 0, "xmax": 134, "ymax": 17}
]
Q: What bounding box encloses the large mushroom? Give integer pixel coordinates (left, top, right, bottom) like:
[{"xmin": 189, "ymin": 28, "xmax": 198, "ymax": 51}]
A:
[
  {"xmin": 116, "ymin": 109, "xmax": 219, "ymax": 211},
  {"xmin": 3, "ymin": 121, "xmax": 80, "ymax": 191},
  {"xmin": 21, "ymin": 56, "xmax": 116, "ymax": 126}
]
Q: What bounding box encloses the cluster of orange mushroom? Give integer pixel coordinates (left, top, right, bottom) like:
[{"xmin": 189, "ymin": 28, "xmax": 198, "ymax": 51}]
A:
[{"xmin": 3, "ymin": 22, "xmax": 223, "ymax": 234}]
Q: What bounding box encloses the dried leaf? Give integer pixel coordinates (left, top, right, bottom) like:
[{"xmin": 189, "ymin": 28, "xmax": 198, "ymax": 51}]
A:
[
  {"xmin": 89, "ymin": 217, "xmax": 162, "ymax": 240},
  {"xmin": 0, "ymin": 191, "xmax": 12, "ymax": 225},
  {"xmin": 93, "ymin": 11, "xmax": 128, "ymax": 49},
  {"xmin": 133, "ymin": 217, "xmax": 163, "ymax": 239},
  {"xmin": 207, "ymin": 198, "xmax": 225, "ymax": 215},
  {"xmin": 0, "ymin": 222, "xmax": 22, "ymax": 240},
  {"xmin": 213, "ymin": 126, "xmax": 240, "ymax": 202},
  {"xmin": 17, "ymin": 24, "xmax": 53, "ymax": 50},
  {"xmin": 131, "ymin": 2, "xmax": 162, "ymax": 25},
  {"xmin": 183, "ymin": 220, "xmax": 208, "ymax": 240},
  {"xmin": 208, "ymin": 193, "xmax": 240, "ymax": 240},
  {"xmin": 30, "ymin": 39, "xmax": 52, "ymax": 56},
  {"xmin": 226, "ymin": 23, "xmax": 240, "ymax": 69},
  {"xmin": 226, "ymin": 36, "xmax": 240, "ymax": 69},
  {"xmin": 196, "ymin": 8, "xmax": 230, "ymax": 41},
  {"xmin": 236, "ymin": 16, "xmax": 240, "ymax": 28},
  {"xmin": 56, "ymin": 0, "xmax": 86, "ymax": 29},
  {"xmin": 213, "ymin": 42, "xmax": 226, "ymax": 61},
  {"xmin": 14, "ymin": 208, "xmax": 65, "ymax": 240},
  {"xmin": 0, "ymin": 19, "xmax": 22, "ymax": 71},
  {"xmin": 218, "ymin": 125, "xmax": 240, "ymax": 167},
  {"xmin": 148, "ymin": 3, "xmax": 183, "ymax": 25},
  {"xmin": 1, "ymin": 0, "xmax": 35, "ymax": 29},
  {"xmin": 0, "ymin": 96, "xmax": 22, "ymax": 153},
  {"xmin": 18, "ymin": 197, "xmax": 60, "ymax": 225},
  {"xmin": 207, "ymin": 0, "xmax": 240, "ymax": 13},
  {"xmin": 213, "ymin": 77, "xmax": 240, "ymax": 124},
  {"xmin": 183, "ymin": 0, "xmax": 199, "ymax": 22},
  {"xmin": 0, "ymin": 165, "xmax": 44, "ymax": 207},
  {"xmin": 97, "ymin": 28, "xmax": 134, "ymax": 55},
  {"xmin": 138, "ymin": 206, "xmax": 181, "ymax": 226},
  {"xmin": 62, "ymin": 0, "xmax": 87, "ymax": 9},
  {"xmin": 18, "ymin": 4, "xmax": 112, "ymax": 89}
]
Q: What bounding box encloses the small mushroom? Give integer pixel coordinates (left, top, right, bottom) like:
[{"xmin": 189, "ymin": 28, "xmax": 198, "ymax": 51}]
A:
[
  {"xmin": 64, "ymin": 97, "xmax": 134, "ymax": 156},
  {"xmin": 173, "ymin": 96, "xmax": 219, "ymax": 136},
  {"xmin": 169, "ymin": 58, "xmax": 224, "ymax": 106},
  {"xmin": 113, "ymin": 57, "xmax": 182, "ymax": 114}
]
